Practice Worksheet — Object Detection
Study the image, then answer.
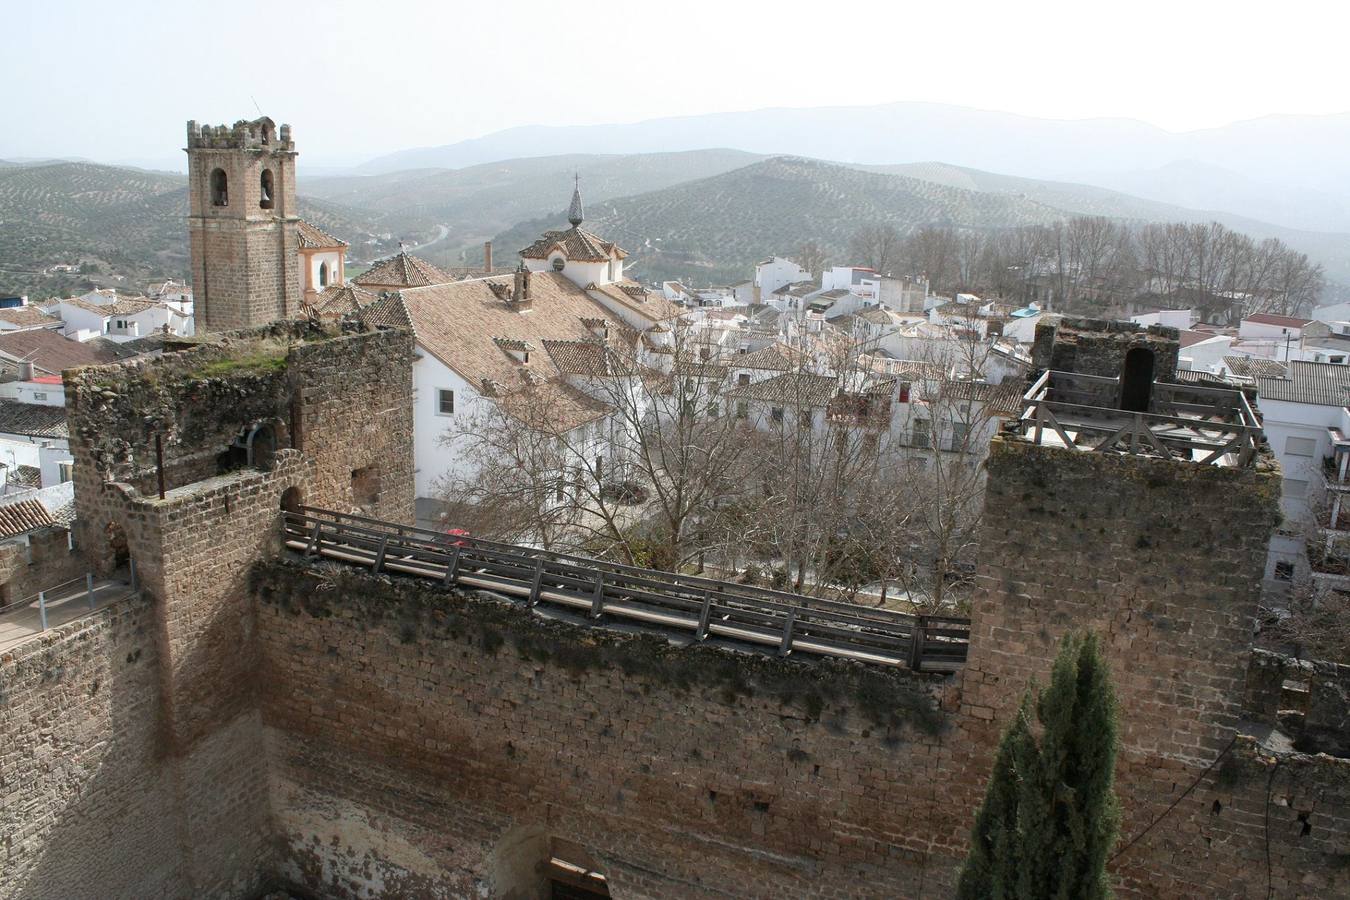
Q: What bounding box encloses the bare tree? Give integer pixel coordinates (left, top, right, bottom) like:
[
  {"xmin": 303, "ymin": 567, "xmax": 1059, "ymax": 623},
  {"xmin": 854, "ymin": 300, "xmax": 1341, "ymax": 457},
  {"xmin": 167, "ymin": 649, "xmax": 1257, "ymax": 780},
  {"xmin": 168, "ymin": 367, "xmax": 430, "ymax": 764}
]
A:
[
  {"xmin": 794, "ymin": 240, "xmax": 828, "ymax": 280},
  {"xmin": 849, "ymin": 222, "xmax": 902, "ymax": 274}
]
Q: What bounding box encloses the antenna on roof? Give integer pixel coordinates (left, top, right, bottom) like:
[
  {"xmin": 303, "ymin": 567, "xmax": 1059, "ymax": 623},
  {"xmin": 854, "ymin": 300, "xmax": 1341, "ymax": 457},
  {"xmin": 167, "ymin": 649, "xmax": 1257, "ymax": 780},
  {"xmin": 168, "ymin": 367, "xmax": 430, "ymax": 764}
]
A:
[{"xmin": 250, "ymin": 94, "xmax": 263, "ymax": 116}]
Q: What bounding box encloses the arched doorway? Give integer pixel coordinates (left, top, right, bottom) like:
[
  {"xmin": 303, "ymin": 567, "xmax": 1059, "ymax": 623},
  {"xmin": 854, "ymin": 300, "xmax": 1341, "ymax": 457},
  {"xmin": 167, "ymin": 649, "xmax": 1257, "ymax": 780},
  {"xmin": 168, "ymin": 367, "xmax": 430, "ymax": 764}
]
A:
[{"xmin": 1119, "ymin": 347, "xmax": 1155, "ymax": 412}]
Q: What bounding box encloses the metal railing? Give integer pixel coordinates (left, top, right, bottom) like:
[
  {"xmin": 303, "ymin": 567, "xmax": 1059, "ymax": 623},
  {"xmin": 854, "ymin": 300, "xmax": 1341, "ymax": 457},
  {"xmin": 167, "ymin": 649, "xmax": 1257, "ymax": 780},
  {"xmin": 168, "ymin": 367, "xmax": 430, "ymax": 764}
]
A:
[
  {"xmin": 282, "ymin": 507, "xmax": 971, "ymax": 672},
  {"xmin": 0, "ymin": 565, "xmax": 138, "ymax": 643},
  {"xmin": 1014, "ymin": 370, "xmax": 1263, "ymax": 466}
]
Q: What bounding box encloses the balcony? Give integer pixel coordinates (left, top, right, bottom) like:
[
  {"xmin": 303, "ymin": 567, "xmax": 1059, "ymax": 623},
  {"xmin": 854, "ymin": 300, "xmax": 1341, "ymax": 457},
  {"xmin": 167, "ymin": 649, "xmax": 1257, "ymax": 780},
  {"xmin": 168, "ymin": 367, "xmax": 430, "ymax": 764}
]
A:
[{"xmin": 1011, "ymin": 370, "xmax": 1262, "ymax": 467}]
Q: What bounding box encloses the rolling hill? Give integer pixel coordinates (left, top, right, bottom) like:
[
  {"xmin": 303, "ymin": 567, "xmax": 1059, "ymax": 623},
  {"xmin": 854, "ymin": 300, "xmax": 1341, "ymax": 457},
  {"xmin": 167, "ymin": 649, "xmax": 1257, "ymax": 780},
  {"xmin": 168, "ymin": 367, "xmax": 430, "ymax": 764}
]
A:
[
  {"xmin": 300, "ymin": 149, "xmax": 764, "ymax": 266},
  {"xmin": 0, "ymin": 162, "xmax": 396, "ymax": 299},
  {"xmin": 491, "ymin": 157, "xmax": 1073, "ymax": 284},
  {"xmin": 491, "ymin": 156, "xmax": 1350, "ymax": 286},
  {"xmin": 358, "ymin": 102, "xmax": 1350, "ymax": 234}
]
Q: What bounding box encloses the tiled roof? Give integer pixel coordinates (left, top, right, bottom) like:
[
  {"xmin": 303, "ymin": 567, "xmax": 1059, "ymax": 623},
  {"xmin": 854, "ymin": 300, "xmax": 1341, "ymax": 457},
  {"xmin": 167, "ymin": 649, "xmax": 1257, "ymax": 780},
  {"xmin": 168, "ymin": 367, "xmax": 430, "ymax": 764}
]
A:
[
  {"xmin": 733, "ymin": 343, "xmax": 805, "ymax": 372},
  {"xmin": 1224, "ymin": 355, "xmax": 1288, "ymax": 379},
  {"xmin": 584, "ymin": 281, "xmax": 682, "ymax": 324},
  {"xmin": 309, "ymin": 284, "xmax": 412, "ymax": 329},
  {"xmin": 1244, "ymin": 313, "xmax": 1313, "ymax": 329},
  {"xmin": 725, "ymin": 373, "xmax": 840, "ymax": 407},
  {"xmin": 494, "ymin": 337, "xmax": 536, "ymax": 354},
  {"xmin": 1256, "ymin": 361, "xmax": 1350, "ymax": 406},
  {"xmin": 772, "ymin": 280, "xmax": 819, "ymax": 298},
  {"xmin": 519, "ymin": 227, "xmax": 627, "ymax": 263},
  {"xmin": 64, "ymin": 297, "xmax": 158, "ymax": 317},
  {"xmin": 0, "ymin": 400, "xmax": 67, "ymax": 439},
  {"xmin": 353, "ymin": 251, "xmax": 452, "ymax": 289},
  {"xmin": 942, "ymin": 379, "xmax": 1024, "ymax": 416},
  {"xmin": 11, "ymin": 465, "xmax": 40, "ymax": 488},
  {"xmin": 397, "ymin": 271, "xmax": 626, "ymax": 431},
  {"xmin": 857, "ymin": 307, "xmax": 895, "ymax": 325},
  {"xmin": 0, "ymin": 497, "xmax": 56, "ymax": 539},
  {"xmin": 0, "ymin": 328, "xmax": 125, "ymax": 375},
  {"xmin": 1178, "ymin": 329, "xmax": 1221, "ymax": 348},
  {"xmin": 0, "ymin": 306, "xmax": 59, "ymax": 329},
  {"xmin": 1175, "ymin": 369, "xmax": 1230, "ymax": 386},
  {"xmin": 296, "ymin": 219, "xmax": 348, "ymax": 249},
  {"xmin": 542, "ymin": 339, "xmax": 610, "ymax": 376}
]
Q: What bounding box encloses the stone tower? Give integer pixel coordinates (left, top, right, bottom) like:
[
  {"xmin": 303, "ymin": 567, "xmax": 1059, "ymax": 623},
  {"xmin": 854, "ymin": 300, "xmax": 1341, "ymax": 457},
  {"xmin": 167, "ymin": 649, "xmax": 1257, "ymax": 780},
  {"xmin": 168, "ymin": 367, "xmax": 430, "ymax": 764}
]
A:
[{"xmin": 186, "ymin": 117, "xmax": 302, "ymax": 332}]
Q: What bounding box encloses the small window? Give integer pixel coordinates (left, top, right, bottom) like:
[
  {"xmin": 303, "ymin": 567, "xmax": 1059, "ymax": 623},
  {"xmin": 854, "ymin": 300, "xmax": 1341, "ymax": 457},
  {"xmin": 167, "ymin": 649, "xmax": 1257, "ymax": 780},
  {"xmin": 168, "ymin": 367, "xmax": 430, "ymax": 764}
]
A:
[
  {"xmin": 1283, "ymin": 478, "xmax": 1308, "ymax": 499},
  {"xmin": 318, "ymin": 262, "xmax": 329, "ymax": 288},
  {"xmin": 260, "ymin": 169, "xmax": 274, "ymax": 209},
  {"xmin": 799, "ymin": 410, "xmax": 813, "ymax": 429},
  {"xmin": 738, "ymin": 373, "xmax": 750, "ymax": 386},
  {"xmin": 699, "ymin": 347, "xmax": 711, "ymax": 361},
  {"xmin": 736, "ymin": 400, "xmax": 748, "ymax": 419},
  {"xmin": 552, "ymin": 257, "xmax": 566, "ymax": 272},
  {"xmin": 210, "ymin": 168, "xmax": 228, "ymax": 207},
  {"xmin": 438, "ymin": 389, "xmax": 455, "ymax": 415},
  {"xmin": 32, "ymin": 392, "xmax": 46, "ymax": 401},
  {"xmin": 897, "ymin": 382, "xmax": 911, "ymax": 403},
  {"xmin": 1274, "ymin": 561, "xmax": 1295, "ymax": 582},
  {"xmin": 771, "ymin": 407, "xmax": 784, "ymax": 423},
  {"xmin": 58, "ymin": 462, "xmax": 73, "ymax": 483},
  {"xmin": 1285, "ymin": 436, "xmax": 1316, "ymax": 458}
]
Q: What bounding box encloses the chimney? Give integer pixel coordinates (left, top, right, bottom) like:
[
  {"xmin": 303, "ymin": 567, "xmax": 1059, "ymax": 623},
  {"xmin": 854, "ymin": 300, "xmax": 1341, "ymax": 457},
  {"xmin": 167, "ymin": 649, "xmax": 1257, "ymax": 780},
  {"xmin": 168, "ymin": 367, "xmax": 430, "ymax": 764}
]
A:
[
  {"xmin": 483, "ymin": 241, "xmax": 493, "ymax": 273},
  {"xmin": 18, "ymin": 362, "xmax": 34, "ymax": 382}
]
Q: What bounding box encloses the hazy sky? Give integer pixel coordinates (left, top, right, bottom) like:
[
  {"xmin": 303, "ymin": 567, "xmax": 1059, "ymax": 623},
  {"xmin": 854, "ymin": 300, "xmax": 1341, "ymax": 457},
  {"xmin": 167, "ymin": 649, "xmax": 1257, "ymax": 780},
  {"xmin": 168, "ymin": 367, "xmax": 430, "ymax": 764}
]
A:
[{"xmin": 8, "ymin": 0, "xmax": 1349, "ymax": 167}]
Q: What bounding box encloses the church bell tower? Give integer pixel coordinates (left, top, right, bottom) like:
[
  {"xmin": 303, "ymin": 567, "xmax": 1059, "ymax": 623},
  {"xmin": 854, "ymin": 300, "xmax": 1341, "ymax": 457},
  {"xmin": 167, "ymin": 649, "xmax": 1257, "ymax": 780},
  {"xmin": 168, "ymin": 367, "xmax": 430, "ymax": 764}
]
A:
[{"xmin": 185, "ymin": 117, "xmax": 302, "ymax": 332}]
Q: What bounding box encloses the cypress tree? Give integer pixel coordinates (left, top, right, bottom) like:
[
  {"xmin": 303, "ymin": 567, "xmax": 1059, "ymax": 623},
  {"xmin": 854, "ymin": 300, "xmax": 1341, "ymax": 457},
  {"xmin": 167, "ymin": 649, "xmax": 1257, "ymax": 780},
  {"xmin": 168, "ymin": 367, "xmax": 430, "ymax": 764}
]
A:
[{"xmin": 957, "ymin": 633, "xmax": 1121, "ymax": 899}]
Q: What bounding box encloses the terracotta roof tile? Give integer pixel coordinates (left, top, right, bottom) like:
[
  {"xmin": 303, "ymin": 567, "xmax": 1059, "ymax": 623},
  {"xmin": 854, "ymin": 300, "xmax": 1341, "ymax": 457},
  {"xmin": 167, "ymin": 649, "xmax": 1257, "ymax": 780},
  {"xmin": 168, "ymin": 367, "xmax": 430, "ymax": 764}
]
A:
[
  {"xmin": 542, "ymin": 339, "xmax": 610, "ymax": 376},
  {"xmin": 0, "ymin": 328, "xmax": 125, "ymax": 374},
  {"xmin": 0, "ymin": 497, "xmax": 56, "ymax": 539},
  {"xmin": 0, "ymin": 400, "xmax": 67, "ymax": 439},
  {"xmin": 0, "ymin": 307, "xmax": 59, "ymax": 329},
  {"xmin": 733, "ymin": 343, "xmax": 806, "ymax": 371},
  {"xmin": 585, "ymin": 281, "xmax": 682, "ymax": 324},
  {"xmin": 725, "ymin": 373, "xmax": 839, "ymax": 407},
  {"xmin": 519, "ymin": 227, "xmax": 627, "ymax": 263},
  {"xmin": 1224, "ymin": 355, "xmax": 1288, "ymax": 379},
  {"xmin": 354, "ymin": 251, "xmax": 452, "ymax": 289},
  {"xmin": 296, "ymin": 219, "xmax": 348, "ymax": 249}
]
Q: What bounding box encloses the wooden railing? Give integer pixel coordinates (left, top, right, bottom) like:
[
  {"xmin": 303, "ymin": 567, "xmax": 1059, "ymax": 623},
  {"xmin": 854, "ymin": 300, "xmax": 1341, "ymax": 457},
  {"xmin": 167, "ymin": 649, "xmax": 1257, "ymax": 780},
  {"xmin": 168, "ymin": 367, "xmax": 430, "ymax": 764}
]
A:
[
  {"xmin": 1015, "ymin": 370, "xmax": 1263, "ymax": 466},
  {"xmin": 282, "ymin": 507, "xmax": 971, "ymax": 673}
]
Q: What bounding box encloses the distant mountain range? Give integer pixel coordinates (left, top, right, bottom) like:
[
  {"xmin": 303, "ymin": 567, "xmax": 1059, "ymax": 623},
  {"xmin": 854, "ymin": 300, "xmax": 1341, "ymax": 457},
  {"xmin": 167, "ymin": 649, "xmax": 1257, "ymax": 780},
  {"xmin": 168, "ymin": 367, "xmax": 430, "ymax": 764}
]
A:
[
  {"xmin": 358, "ymin": 101, "xmax": 1350, "ymax": 235},
  {"xmin": 3, "ymin": 145, "xmax": 1349, "ymax": 300}
]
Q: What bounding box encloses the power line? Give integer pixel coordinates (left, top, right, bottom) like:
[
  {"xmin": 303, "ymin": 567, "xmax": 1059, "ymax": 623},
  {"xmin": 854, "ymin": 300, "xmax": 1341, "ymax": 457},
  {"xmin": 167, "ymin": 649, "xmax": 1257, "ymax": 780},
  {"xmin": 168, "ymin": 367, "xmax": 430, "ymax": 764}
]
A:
[{"xmin": 1109, "ymin": 733, "xmax": 1238, "ymax": 865}]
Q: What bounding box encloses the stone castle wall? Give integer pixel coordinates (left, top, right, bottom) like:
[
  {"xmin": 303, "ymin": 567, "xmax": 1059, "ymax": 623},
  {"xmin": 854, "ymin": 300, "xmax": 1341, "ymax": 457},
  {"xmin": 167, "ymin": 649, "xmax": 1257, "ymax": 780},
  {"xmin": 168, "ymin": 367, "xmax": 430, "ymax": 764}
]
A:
[{"xmin": 252, "ymin": 561, "xmax": 960, "ymax": 899}]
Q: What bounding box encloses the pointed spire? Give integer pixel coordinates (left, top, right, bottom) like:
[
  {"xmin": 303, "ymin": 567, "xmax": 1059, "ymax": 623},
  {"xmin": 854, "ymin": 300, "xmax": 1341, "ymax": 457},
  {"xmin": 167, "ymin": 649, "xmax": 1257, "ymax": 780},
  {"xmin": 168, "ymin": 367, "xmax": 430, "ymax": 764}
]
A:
[{"xmin": 567, "ymin": 173, "xmax": 584, "ymax": 228}]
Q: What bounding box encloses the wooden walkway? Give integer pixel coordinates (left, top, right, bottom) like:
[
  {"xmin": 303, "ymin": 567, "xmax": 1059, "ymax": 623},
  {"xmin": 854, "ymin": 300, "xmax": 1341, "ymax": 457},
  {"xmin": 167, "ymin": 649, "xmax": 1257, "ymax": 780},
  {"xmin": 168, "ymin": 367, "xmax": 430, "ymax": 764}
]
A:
[{"xmin": 283, "ymin": 508, "xmax": 971, "ymax": 672}]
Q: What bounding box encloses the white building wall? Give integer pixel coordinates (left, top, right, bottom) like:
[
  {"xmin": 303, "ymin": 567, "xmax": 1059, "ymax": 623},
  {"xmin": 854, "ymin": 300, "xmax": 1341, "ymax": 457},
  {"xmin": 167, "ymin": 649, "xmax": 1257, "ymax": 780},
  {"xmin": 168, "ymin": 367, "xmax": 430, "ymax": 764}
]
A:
[
  {"xmin": 413, "ymin": 352, "xmax": 481, "ymax": 499},
  {"xmin": 755, "ymin": 258, "xmax": 811, "ymax": 297}
]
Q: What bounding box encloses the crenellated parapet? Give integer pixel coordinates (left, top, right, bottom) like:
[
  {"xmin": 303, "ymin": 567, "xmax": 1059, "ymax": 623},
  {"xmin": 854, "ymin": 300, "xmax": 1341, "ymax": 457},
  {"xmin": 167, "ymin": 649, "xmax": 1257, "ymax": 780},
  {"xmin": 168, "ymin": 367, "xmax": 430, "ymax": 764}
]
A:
[{"xmin": 186, "ymin": 116, "xmax": 294, "ymax": 152}]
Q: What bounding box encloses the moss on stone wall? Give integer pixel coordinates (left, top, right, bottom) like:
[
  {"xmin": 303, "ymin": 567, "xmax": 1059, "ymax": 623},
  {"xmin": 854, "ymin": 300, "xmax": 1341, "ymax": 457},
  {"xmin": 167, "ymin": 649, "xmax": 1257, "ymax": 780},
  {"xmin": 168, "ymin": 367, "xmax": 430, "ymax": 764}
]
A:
[{"xmin": 250, "ymin": 557, "xmax": 948, "ymax": 737}]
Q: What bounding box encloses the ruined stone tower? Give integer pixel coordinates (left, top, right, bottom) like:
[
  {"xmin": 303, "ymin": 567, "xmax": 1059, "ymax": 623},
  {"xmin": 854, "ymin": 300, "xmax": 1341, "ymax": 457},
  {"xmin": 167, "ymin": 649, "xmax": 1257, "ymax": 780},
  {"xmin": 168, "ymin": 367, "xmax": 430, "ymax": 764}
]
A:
[{"xmin": 186, "ymin": 117, "xmax": 302, "ymax": 332}]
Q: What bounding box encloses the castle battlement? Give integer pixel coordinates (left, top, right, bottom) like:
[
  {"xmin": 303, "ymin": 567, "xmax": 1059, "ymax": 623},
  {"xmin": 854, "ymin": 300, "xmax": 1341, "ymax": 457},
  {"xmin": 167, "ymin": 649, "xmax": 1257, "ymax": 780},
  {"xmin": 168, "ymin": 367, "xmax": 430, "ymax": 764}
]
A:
[
  {"xmin": 186, "ymin": 116, "xmax": 293, "ymax": 152},
  {"xmin": 1013, "ymin": 316, "xmax": 1266, "ymax": 467}
]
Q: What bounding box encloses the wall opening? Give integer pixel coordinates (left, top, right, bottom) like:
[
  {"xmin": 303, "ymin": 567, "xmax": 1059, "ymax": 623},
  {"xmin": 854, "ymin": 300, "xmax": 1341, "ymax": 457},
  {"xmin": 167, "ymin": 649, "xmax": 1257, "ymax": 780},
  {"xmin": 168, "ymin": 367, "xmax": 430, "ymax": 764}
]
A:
[
  {"xmin": 210, "ymin": 168, "xmax": 229, "ymax": 207},
  {"xmin": 105, "ymin": 521, "xmax": 130, "ymax": 570},
  {"xmin": 1119, "ymin": 347, "xmax": 1155, "ymax": 412},
  {"xmin": 260, "ymin": 169, "xmax": 274, "ymax": 209},
  {"xmin": 351, "ymin": 465, "xmax": 382, "ymax": 511},
  {"xmin": 248, "ymin": 423, "xmax": 279, "ymax": 470},
  {"xmin": 280, "ymin": 486, "xmax": 303, "ymax": 522},
  {"xmin": 318, "ymin": 261, "xmax": 329, "ymax": 288},
  {"xmin": 545, "ymin": 838, "xmax": 610, "ymax": 900}
]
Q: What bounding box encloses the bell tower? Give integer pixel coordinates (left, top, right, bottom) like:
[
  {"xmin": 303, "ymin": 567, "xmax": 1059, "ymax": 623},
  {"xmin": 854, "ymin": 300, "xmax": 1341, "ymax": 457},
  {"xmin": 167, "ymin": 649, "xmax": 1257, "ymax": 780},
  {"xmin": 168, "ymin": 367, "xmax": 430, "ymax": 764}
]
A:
[{"xmin": 186, "ymin": 116, "xmax": 302, "ymax": 332}]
